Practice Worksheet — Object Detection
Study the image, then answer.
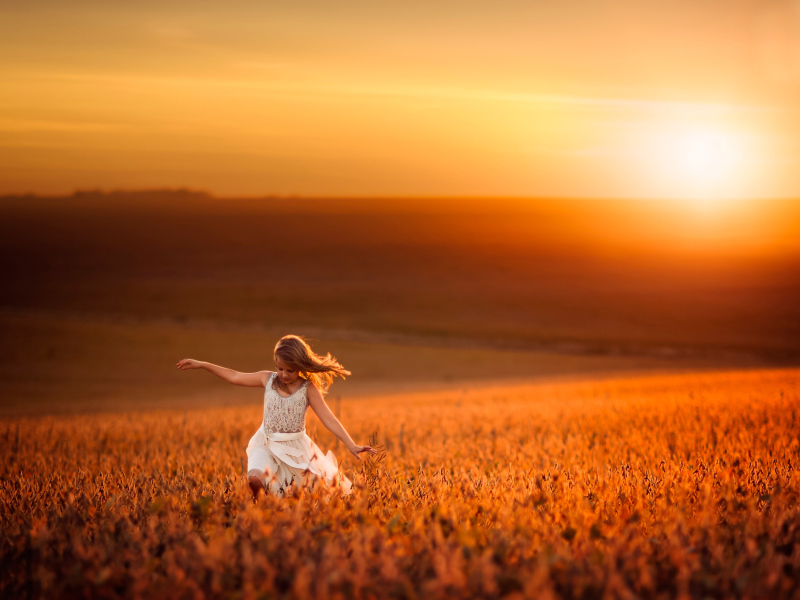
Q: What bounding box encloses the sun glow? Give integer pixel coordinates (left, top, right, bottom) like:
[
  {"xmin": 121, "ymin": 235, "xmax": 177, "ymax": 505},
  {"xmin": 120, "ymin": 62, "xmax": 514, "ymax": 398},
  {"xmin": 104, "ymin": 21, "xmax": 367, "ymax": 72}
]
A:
[
  {"xmin": 670, "ymin": 129, "xmax": 742, "ymax": 184},
  {"xmin": 644, "ymin": 124, "xmax": 750, "ymax": 207}
]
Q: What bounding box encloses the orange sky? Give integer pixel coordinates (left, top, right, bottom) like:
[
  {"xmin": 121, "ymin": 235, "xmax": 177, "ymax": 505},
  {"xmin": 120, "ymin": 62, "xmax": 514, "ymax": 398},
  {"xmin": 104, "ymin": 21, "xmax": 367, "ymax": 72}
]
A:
[{"xmin": 1, "ymin": 0, "xmax": 800, "ymax": 200}]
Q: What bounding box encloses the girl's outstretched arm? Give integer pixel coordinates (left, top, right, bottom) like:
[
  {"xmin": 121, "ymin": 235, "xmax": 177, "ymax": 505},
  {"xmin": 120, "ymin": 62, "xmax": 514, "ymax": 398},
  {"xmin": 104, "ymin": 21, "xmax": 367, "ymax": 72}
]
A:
[
  {"xmin": 307, "ymin": 383, "xmax": 377, "ymax": 460},
  {"xmin": 176, "ymin": 359, "xmax": 271, "ymax": 387}
]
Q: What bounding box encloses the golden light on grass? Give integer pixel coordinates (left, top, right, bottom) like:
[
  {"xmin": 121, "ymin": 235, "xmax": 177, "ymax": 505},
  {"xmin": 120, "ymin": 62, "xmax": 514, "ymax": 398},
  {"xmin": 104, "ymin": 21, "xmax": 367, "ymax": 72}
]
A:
[{"xmin": 1, "ymin": 369, "xmax": 798, "ymax": 597}]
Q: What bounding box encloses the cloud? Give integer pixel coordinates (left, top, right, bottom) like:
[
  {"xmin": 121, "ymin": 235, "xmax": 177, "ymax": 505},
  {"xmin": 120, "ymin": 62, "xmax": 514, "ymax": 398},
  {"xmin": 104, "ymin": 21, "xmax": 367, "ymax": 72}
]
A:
[
  {"xmin": 757, "ymin": 1, "xmax": 800, "ymax": 84},
  {"xmin": 23, "ymin": 68, "xmax": 773, "ymax": 119},
  {"xmin": 232, "ymin": 61, "xmax": 290, "ymax": 71},
  {"xmin": 0, "ymin": 118, "xmax": 124, "ymax": 133},
  {"xmin": 146, "ymin": 24, "xmax": 194, "ymax": 41}
]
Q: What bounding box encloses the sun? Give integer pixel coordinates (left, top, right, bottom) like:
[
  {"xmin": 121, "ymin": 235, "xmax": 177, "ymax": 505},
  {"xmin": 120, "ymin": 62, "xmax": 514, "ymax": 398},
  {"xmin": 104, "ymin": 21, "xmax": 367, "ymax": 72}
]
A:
[
  {"xmin": 671, "ymin": 129, "xmax": 741, "ymax": 183},
  {"xmin": 643, "ymin": 124, "xmax": 749, "ymax": 206}
]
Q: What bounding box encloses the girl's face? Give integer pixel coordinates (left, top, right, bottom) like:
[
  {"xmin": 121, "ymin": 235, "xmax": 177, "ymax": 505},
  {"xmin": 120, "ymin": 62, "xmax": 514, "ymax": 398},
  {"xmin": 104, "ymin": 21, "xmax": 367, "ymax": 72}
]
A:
[{"xmin": 274, "ymin": 357, "xmax": 301, "ymax": 385}]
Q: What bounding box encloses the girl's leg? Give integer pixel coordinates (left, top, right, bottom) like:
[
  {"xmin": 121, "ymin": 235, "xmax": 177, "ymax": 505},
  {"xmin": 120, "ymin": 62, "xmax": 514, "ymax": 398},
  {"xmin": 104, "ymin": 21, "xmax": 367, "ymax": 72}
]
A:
[{"xmin": 247, "ymin": 469, "xmax": 266, "ymax": 497}]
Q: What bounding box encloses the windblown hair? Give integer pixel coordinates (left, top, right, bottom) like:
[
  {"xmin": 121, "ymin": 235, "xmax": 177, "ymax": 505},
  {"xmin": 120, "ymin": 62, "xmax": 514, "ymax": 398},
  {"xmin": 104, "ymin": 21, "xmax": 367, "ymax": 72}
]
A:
[{"xmin": 273, "ymin": 335, "xmax": 350, "ymax": 396}]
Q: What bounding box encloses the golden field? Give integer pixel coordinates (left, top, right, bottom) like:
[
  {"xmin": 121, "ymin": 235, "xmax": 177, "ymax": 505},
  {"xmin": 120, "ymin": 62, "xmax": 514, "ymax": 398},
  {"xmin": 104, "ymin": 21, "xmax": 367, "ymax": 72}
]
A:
[
  {"xmin": 2, "ymin": 192, "xmax": 799, "ymax": 598},
  {"xmin": 2, "ymin": 367, "xmax": 799, "ymax": 599}
]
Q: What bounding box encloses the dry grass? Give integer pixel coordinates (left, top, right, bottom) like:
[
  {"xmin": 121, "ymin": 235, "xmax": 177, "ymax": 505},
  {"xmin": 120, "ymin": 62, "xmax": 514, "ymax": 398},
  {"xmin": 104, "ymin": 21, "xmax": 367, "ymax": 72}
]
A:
[{"xmin": 2, "ymin": 368, "xmax": 799, "ymax": 599}]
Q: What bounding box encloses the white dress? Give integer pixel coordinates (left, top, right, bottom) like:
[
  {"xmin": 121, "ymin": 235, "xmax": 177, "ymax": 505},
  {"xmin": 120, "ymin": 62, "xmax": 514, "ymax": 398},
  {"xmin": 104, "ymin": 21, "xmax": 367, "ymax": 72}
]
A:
[{"xmin": 246, "ymin": 373, "xmax": 352, "ymax": 496}]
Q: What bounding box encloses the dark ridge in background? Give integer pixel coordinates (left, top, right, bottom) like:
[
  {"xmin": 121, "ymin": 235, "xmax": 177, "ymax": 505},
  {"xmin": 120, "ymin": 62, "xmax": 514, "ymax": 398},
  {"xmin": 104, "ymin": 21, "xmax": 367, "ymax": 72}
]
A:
[{"xmin": 2, "ymin": 189, "xmax": 799, "ymax": 361}]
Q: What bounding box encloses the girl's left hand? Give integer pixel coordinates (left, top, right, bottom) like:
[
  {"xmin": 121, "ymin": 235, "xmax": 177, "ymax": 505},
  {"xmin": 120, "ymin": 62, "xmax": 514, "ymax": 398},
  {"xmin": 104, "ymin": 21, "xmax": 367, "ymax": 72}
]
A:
[
  {"xmin": 176, "ymin": 358, "xmax": 203, "ymax": 370},
  {"xmin": 349, "ymin": 444, "xmax": 378, "ymax": 460}
]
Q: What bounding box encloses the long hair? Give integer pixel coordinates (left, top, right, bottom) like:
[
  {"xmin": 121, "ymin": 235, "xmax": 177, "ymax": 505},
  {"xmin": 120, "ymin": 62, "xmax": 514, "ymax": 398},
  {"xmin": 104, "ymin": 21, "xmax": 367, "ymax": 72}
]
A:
[{"xmin": 273, "ymin": 335, "xmax": 350, "ymax": 396}]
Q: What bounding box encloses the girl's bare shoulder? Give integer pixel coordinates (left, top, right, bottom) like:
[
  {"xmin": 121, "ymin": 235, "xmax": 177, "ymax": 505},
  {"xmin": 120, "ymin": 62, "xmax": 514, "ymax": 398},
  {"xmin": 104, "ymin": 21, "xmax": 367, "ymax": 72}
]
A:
[
  {"xmin": 259, "ymin": 370, "xmax": 275, "ymax": 387},
  {"xmin": 305, "ymin": 380, "xmax": 323, "ymax": 401}
]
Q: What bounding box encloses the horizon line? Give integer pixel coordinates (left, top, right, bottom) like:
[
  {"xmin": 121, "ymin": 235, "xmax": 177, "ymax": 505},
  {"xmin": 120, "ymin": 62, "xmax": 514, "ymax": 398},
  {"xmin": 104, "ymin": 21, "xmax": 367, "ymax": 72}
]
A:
[{"xmin": 1, "ymin": 187, "xmax": 799, "ymax": 204}]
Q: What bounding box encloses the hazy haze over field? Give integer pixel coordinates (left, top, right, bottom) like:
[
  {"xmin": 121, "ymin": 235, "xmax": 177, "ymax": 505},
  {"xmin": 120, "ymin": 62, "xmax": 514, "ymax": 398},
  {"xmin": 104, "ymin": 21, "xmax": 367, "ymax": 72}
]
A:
[{"xmin": 1, "ymin": 191, "xmax": 798, "ymax": 415}]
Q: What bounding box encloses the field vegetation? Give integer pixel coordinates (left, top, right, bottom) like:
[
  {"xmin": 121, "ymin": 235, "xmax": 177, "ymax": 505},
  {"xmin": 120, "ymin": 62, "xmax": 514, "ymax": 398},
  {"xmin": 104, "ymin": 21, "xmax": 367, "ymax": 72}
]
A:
[
  {"xmin": 3, "ymin": 191, "xmax": 800, "ymax": 362},
  {"xmin": 2, "ymin": 368, "xmax": 799, "ymax": 599}
]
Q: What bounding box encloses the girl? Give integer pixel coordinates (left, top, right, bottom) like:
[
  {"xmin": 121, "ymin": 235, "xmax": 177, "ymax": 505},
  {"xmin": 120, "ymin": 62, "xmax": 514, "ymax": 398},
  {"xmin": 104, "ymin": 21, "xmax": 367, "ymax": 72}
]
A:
[{"xmin": 176, "ymin": 335, "xmax": 376, "ymax": 498}]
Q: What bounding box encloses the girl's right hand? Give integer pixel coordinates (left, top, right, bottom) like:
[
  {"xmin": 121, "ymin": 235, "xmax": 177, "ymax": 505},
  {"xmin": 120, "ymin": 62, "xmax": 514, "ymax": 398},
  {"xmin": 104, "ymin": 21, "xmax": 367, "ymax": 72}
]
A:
[
  {"xmin": 176, "ymin": 358, "xmax": 203, "ymax": 370},
  {"xmin": 348, "ymin": 444, "xmax": 378, "ymax": 460}
]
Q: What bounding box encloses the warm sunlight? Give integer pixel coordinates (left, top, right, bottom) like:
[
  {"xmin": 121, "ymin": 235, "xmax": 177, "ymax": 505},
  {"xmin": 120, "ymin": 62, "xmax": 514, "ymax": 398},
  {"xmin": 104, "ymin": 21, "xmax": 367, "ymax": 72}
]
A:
[
  {"xmin": 2, "ymin": 3, "xmax": 800, "ymax": 596},
  {"xmin": 645, "ymin": 124, "xmax": 750, "ymax": 206},
  {"xmin": 673, "ymin": 129, "xmax": 742, "ymax": 184},
  {"xmin": 1, "ymin": 2, "xmax": 798, "ymax": 198}
]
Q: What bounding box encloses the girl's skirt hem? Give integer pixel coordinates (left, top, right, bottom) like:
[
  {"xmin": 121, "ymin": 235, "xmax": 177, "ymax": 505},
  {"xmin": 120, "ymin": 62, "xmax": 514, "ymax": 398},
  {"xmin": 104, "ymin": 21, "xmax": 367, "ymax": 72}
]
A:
[{"xmin": 246, "ymin": 427, "xmax": 352, "ymax": 497}]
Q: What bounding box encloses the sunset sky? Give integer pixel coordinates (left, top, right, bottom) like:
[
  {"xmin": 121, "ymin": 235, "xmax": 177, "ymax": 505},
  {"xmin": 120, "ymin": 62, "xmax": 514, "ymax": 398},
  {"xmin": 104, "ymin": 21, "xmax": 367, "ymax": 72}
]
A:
[{"xmin": 2, "ymin": 0, "xmax": 800, "ymax": 200}]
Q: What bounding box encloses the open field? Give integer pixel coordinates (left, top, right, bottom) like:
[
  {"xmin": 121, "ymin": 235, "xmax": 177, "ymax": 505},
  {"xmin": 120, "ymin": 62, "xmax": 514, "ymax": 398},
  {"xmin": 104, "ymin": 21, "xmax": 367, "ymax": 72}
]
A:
[
  {"xmin": 0, "ymin": 308, "xmax": 756, "ymax": 418},
  {"xmin": 2, "ymin": 368, "xmax": 799, "ymax": 599},
  {"xmin": 1, "ymin": 192, "xmax": 798, "ymax": 597},
  {"xmin": 2, "ymin": 191, "xmax": 799, "ymax": 418},
  {"xmin": 2, "ymin": 191, "xmax": 800, "ymax": 363}
]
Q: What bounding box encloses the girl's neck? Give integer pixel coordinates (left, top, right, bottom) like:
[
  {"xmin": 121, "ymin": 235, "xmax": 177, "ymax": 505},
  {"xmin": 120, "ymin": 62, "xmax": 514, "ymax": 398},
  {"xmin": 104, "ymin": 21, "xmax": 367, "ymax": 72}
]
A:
[{"xmin": 273, "ymin": 374, "xmax": 304, "ymax": 396}]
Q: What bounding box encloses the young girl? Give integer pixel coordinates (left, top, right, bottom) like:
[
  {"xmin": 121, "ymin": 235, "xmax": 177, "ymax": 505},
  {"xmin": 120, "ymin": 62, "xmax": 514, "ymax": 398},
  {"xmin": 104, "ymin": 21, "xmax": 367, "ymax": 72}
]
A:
[{"xmin": 176, "ymin": 335, "xmax": 375, "ymax": 498}]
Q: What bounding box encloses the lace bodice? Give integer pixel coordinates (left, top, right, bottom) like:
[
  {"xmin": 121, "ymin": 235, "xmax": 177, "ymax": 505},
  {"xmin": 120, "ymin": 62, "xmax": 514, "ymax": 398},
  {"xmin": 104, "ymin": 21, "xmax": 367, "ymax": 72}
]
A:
[{"xmin": 262, "ymin": 373, "xmax": 310, "ymax": 434}]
